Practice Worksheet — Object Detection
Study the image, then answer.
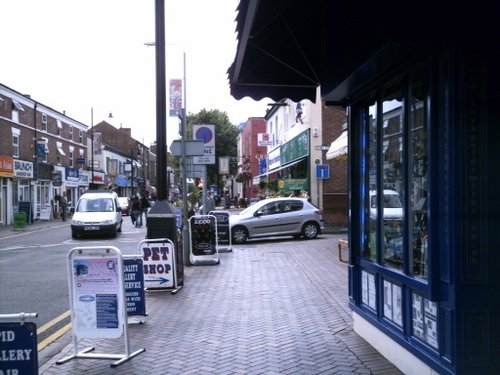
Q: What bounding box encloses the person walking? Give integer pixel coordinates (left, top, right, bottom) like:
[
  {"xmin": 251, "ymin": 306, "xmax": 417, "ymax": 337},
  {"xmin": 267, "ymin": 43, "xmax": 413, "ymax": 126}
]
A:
[
  {"xmin": 131, "ymin": 196, "xmax": 142, "ymax": 227},
  {"xmin": 60, "ymin": 193, "xmax": 68, "ymax": 221},
  {"xmin": 140, "ymin": 194, "xmax": 151, "ymax": 225},
  {"xmin": 205, "ymin": 191, "xmax": 216, "ymax": 214}
]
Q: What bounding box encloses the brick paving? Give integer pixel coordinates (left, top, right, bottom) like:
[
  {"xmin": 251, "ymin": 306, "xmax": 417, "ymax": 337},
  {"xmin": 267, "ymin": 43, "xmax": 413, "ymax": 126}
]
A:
[{"xmin": 38, "ymin": 233, "xmax": 402, "ymax": 375}]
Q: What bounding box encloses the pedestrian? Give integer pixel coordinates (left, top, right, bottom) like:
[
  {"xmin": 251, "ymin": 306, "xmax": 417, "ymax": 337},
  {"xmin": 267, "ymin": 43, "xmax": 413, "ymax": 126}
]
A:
[
  {"xmin": 205, "ymin": 191, "xmax": 216, "ymax": 213},
  {"xmin": 140, "ymin": 194, "xmax": 151, "ymax": 225},
  {"xmin": 131, "ymin": 196, "xmax": 142, "ymax": 227},
  {"xmin": 60, "ymin": 193, "xmax": 68, "ymax": 221}
]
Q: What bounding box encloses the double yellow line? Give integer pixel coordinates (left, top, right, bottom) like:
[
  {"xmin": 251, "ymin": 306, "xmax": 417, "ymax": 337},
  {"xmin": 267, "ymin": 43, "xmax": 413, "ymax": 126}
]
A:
[{"xmin": 37, "ymin": 310, "xmax": 72, "ymax": 352}]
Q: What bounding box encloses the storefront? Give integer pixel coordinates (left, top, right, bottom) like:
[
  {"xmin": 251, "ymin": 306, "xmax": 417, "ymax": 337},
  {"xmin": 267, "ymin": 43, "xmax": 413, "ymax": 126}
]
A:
[{"xmin": 229, "ymin": 2, "xmax": 499, "ymax": 374}]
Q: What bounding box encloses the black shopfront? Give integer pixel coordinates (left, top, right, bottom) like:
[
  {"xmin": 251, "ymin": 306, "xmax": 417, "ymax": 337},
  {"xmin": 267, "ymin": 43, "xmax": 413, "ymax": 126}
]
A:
[{"xmin": 229, "ymin": 2, "xmax": 500, "ymax": 374}]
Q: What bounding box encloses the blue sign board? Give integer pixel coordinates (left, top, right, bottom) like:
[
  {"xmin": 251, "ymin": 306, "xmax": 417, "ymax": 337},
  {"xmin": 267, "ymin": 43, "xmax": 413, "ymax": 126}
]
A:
[
  {"xmin": 316, "ymin": 164, "xmax": 330, "ymax": 179},
  {"xmin": 123, "ymin": 258, "xmax": 146, "ymax": 316},
  {"xmin": 0, "ymin": 322, "xmax": 38, "ymax": 374}
]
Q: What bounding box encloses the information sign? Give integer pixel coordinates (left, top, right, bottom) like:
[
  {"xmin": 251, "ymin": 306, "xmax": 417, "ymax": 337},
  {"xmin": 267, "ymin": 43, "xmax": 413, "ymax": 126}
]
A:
[
  {"xmin": 140, "ymin": 240, "xmax": 176, "ymax": 289},
  {"xmin": 316, "ymin": 164, "xmax": 330, "ymax": 179},
  {"xmin": 0, "ymin": 322, "xmax": 38, "ymax": 375},
  {"xmin": 209, "ymin": 210, "xmax": 232, "ymax": 252},
  {"xmin": 70, "ymin": 253, "xmax": 124, "ymax": 339},
  {"xmin": 123, "ymin": 258, "xmax": 146, "ymax": 316},
  {"xmin": 189, "ymin": 215, "xmax": 219, "ymax": 265}
]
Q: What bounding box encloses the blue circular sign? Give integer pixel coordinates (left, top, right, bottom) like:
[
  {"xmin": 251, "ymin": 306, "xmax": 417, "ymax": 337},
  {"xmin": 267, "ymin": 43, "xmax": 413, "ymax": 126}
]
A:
[{"xmin": 195, "ymin": 126, "xmax": 213, "ymax": 143}]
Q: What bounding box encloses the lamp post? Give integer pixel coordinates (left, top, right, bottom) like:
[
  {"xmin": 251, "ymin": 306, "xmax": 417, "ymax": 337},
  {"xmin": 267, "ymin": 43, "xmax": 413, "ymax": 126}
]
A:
[{"xmin": 90, "ymin": 107, "xmax": 94, "ymax": 189}]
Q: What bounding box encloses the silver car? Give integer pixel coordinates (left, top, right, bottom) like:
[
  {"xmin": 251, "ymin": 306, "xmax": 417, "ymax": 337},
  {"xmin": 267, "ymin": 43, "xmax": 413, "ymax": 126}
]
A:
[{"xmin": 230, "ymin": 197, "xmax": 325, "ymax": 244}]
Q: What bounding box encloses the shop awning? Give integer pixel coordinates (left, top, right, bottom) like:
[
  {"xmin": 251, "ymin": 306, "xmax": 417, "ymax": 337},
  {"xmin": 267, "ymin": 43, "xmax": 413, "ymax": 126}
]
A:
[
  {"xmin": 254, "ymin": 157, "xmax": 306, "ymax": 179},
  {"xmin": 228, "ymin": 1, "xmax": 496, "ymax": 105},
  {"xmin": 326, "ymin": 131, "xmax": 348, "ymax": 160}
]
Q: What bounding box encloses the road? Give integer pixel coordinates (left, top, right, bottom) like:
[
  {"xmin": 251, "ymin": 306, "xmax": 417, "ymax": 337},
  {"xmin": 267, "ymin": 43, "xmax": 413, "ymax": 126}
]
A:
[{"xmin": 0, "ymin": 215, "xmax": 146, "ymax": 352}]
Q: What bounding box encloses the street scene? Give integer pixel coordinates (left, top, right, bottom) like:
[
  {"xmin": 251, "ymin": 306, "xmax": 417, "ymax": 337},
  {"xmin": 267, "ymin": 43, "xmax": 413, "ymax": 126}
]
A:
[{"xmin": 0, "ymin": 212, "xmax": 401, "ymax": 374}]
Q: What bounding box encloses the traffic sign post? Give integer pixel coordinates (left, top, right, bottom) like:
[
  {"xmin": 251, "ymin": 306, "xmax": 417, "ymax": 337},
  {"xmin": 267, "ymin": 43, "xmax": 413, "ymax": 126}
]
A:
[{"xmin": 316, "ymin": 164, "xmax": 330, "ymax": 179}]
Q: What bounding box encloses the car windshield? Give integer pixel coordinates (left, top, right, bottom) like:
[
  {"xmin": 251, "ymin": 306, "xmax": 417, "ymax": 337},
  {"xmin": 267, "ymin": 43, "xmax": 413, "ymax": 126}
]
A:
[{"xmin": 77, "ymin": 198, "xmax": 114, "ymax": 212}]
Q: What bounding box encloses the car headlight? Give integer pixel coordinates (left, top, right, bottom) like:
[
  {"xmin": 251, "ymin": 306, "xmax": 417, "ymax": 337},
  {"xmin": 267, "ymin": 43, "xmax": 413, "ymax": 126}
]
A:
[
  {"xmin": 72, "ymin": 219, "xmax": 83, "ymax": 225},
  {"xmin": 101, "ymin": 219, "xmax": 113, "ymax": 225}
]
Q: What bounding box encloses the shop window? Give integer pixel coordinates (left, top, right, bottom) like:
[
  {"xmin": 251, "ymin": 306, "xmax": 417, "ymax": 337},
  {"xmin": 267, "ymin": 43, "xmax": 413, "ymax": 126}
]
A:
[
  {"xmin": 361, "ymin": 270, "xmax": 377, "ymax": 311},
  {"xmin": 383, "ymin": 279, "xmax": 402, "ymax": 327},
  {"xmin": 361, "ymin": 68, "xmax": 429, "ymax": 281},
  {"xmin": 412, "ymin": 292, "xmax": 438, "ymax": 349}
]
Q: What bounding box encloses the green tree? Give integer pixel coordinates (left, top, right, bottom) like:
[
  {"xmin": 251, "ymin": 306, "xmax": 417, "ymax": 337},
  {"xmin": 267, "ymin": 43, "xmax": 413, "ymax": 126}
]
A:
[{"xmin": 186, "ymin": 109, "xmax": 239, "ymax": 189}]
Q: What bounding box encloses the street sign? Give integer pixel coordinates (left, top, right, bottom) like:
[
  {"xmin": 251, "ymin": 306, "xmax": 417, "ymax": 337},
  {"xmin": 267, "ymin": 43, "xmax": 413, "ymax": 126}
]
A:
[
  {"xmin": 169, "ymin": 140, "xmax": 204, "ymax": 156},
  {"xmin": 314, "ymin": 145, "xmax": 331, "ymax": 151},
  {"xmin": 316, "ymin": 164, "xmax": 330, "ymax": 179}
]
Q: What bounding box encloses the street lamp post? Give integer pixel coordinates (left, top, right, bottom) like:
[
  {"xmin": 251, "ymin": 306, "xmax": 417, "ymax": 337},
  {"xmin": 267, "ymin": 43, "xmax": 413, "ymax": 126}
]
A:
[{"xmin": 90, "ymin": 108, "xmax": 94, "ymax": 189}]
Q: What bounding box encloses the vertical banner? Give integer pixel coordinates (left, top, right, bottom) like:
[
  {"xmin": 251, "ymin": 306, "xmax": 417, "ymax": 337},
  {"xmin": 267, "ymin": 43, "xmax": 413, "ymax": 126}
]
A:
[
  {"xmin": 169, "ymin": 79, "xmax": 183, "ymax": 117},
  {"xmin": 219, "ymin": 156, "xmax": 229, "ymax": 175},
  {"xmin": 93, "ymin": 132, "xmax": 102, "ymax": 154}
]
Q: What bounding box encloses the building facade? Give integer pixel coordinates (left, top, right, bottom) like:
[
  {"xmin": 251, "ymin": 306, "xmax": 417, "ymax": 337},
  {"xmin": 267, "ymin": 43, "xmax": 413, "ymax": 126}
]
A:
[{"xmin": 229, "ymin": 2, "xmax": 500, "ymax": 374}]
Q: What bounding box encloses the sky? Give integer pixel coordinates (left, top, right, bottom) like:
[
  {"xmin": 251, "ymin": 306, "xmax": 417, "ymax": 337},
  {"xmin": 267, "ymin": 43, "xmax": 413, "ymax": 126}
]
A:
[{"xmin": 0, "ymin": 0, "xmax": 268, "ymax": 147}]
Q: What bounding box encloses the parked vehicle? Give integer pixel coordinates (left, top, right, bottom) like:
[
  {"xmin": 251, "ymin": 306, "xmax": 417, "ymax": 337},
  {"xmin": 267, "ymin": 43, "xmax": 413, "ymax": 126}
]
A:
[
  {"xmin": 368, "ymin": 189, "xmax": 403, "ymax": 221},
  {"xmin": 71, "ymin": 190, "xmax": 123, "ymax": 239},
  {"xmin": 230, "ymin": 197, "xmax": 324, "ymax": 244},
  {"xmin": 117, "ymin": 196, "xmax": 132, "ymax": 215}
]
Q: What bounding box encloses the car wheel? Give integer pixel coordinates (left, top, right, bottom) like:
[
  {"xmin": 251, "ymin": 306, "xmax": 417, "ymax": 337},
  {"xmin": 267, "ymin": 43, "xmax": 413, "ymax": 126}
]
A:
[
  {"xmin": 117, "ymin": 220, "xmax": 122, "ymax": 233},
  {"xmin": 302, "ymin": 222, "xmax": 319, "ymax": 240},
  {"xmin": 110, "ymin": 227, "xmax": 117, "ymax": 238},
  {"xmin": 72, "ymin": 230, "xmax": 78, "ymax": 239},
  {"xmin": 232, "ymin": 226, "xmax": 248, "ymax": 244}
]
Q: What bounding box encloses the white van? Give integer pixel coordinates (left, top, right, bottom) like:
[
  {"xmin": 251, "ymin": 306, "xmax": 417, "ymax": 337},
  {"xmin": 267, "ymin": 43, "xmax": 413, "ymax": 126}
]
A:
[
  {"xmin": 71, "ymin": 191, "xmax": 123, "ymax": 239},
  {"xmin": 369, "ymin": 189, "xmax": 403, "ymax": 221}
]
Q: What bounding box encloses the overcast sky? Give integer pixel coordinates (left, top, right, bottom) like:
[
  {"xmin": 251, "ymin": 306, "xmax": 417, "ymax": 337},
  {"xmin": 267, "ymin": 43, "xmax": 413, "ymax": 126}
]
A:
[{"xmin": 0, "ymin": 0, "xmax": 268, "ymax": 147}]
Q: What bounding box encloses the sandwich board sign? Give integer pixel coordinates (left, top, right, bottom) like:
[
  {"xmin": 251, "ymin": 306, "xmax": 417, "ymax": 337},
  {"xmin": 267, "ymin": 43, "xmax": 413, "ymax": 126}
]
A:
[
  {"xmin": 189, "ymin": 215, "xmax": 219, "ymax": 265},
  {"xmin": 209, "ymin": 210, "xmax": 232, "ymax": 252}
]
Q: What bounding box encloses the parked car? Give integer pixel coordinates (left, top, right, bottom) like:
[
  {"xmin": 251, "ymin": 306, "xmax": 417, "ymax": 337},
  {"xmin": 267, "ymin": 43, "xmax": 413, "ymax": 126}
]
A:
[
  {"xmin": 230, "ymin": 197, "xmax": 324, "ymax": 244},
  {"xmin": 71, "ymin": 190, "xmax": 123, "ymax": 239},
  {"xmin": 117, "ymin": 196, "xmax": 132, "ymax": 215}
]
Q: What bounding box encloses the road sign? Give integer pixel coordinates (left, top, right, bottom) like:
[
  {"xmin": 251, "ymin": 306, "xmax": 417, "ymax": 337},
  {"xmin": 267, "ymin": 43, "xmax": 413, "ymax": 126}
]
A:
[{"xmin": 316, "ymin": 164, "xmax": 330, "ymax": 179}]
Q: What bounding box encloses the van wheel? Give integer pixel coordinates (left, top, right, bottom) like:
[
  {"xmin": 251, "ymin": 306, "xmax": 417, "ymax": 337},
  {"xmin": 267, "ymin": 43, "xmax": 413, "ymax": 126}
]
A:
[{"xmin": 72, "ymin": 230, "xmax": 78, "ymax": 239}]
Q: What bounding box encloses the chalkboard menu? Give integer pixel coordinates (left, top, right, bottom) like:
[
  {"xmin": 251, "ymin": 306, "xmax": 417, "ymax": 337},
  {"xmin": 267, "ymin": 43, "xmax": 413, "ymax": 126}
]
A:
[{"xmin": 18, "ymin": 201, "xmax": 32, "ymax": 223}]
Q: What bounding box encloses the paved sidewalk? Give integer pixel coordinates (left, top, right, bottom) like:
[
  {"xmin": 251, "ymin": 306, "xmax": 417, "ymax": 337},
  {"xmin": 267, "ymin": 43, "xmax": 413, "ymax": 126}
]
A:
[{"xmin": 33, "ymin": 230, "xmax": 402, "ymax": 375}]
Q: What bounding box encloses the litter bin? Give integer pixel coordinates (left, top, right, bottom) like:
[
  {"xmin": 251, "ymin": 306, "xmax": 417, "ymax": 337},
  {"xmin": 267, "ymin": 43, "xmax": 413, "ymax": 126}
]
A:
[{"xmin": 13, "ymin": 212, "xmax": 27, "ymax": 231}]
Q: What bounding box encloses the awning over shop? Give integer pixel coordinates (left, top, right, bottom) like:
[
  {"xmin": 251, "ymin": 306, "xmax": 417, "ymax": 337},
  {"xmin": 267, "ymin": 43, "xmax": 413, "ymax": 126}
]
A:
[
  {"xmin": 254, "ymin": 157, "xmax": 306, "ymax": 179},
  {"xmin": 326, "ymin": 131, "xmax": 348, "ymax": 160},
  {"xmin": 228, "ymin": 1, "xmax": 497, "ymax": 105}
]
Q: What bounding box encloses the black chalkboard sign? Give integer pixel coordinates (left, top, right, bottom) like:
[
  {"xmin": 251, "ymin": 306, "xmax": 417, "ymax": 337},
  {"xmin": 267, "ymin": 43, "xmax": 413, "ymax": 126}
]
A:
[{"xmin": 18, "ymin": 201, "xmax": 32, "ymax": 223}]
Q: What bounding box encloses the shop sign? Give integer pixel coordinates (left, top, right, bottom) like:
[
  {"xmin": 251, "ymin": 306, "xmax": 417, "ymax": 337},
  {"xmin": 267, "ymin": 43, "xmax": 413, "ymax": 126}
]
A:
[
  {"xmin": 0, "ymin": 322, "xmax": 38, "ymax": 374},
  {"xmin": 280, "ymin": 129, "xmax": 310, "ymax": 164},
  {"xmin": 278, "ymin": 178, "xmax": 309, "ymax": 191},
  {"xmin": 13, "ymin": 159, "xmax": 33, "ymax": 178},
  {"xmin": 53, "ymin": 172, "xmax": 62, "ymax": 186},
  {"xmin": 0, "ymin": 155, "xmax": 14, "ymax": 177}
]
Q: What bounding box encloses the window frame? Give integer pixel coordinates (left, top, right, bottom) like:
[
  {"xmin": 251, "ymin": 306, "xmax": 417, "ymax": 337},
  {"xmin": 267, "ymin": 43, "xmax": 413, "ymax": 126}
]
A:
[{"xmin": 353, "ymin": 63, "xmax": 436, "ymax": 300}]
